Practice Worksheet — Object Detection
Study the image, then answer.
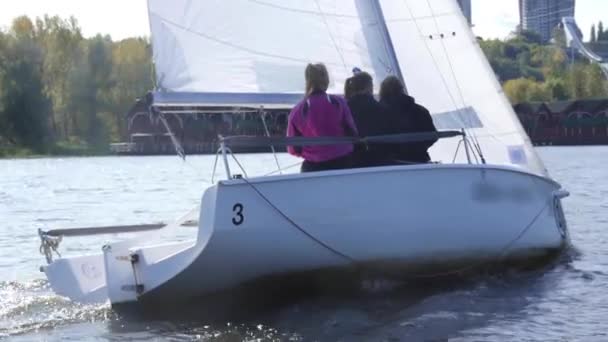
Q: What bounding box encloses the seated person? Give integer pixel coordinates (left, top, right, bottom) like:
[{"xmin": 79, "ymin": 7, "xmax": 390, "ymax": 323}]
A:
[
  {"xmin": 344, "ymin": 71, "xmax": 396, "ymax": 167},
  {"xmin": 287, "ymin": 63, "xmax": 358, "ymax": 173},
  {"xmin": 380, "ymin": 76, "xmax": 438, "ymax": 163}
]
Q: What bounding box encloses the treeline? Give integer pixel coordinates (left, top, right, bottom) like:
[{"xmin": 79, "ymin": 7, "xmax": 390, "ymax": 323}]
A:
[
  {"xmin": 479, "ymin": 30, "xmax": 608, "ymax": 105},
  {"xmin": 2, "ymin": 15, "xmax": 608, "ymax": 156},
  {"xmin": 590, "ymin": 21, "xmax": 608, "ymax": 43},
  {"xmin": 0, "ymin": 16, "xmax": 153, "ymax": 156}
]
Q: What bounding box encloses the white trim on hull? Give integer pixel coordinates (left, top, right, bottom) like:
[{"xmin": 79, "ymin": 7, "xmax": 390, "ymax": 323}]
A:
[{"xmin": 42, "ymin": 164, "xmax": 568, "ymax": 305}]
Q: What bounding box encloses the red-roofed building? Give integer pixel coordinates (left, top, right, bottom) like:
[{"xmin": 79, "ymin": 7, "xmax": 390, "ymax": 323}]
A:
[{"xmin": 514, "ymin": 98, "xmax": 608, "ymax": 145}]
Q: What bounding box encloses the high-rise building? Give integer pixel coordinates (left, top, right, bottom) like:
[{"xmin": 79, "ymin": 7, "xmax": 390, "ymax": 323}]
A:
[
  {"xmin": 519, "ymin": 0, "xmax": 575, "ymax": 42},
  {"xmin": 457, "ymin": 0, "xmax": 472, "ymax": 25}
]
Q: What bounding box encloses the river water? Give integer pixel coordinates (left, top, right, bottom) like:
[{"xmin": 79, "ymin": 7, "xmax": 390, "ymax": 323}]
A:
[{"xmin": 1, "ymin": 147, "xmax": 607, "ymax": 341}]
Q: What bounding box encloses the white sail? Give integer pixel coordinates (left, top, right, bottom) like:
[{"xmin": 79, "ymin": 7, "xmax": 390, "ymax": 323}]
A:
[
  {"xmin": 379, "ymin": 0, "xmax": 547, "ymax": 175},
  {"xmin": 148, "ymin": 0, "xmax": 547, "ymax": 175},
  {"xmin": 147, "ymin": 0, "xmax": 399, "ymax": 96}
]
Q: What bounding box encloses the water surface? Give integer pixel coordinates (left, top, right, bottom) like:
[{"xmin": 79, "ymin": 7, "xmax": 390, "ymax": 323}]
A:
[{"xmin": 1, "ymin": 147, "xmax": 607, "ymax": 341}]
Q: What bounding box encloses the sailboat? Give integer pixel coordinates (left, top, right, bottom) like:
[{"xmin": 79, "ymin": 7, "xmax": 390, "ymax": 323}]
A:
[{"xmin": 39, "ymin": 0, "xmax": 570, "ymax": 306}]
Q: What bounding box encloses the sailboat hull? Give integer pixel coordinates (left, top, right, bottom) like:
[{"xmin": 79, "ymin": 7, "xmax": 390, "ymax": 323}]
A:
[
  {"xmin": 128, "ymin": 164, "xmax": 568, "ymax": 305},
  {"xmin": 42, "ymin": 164, "xmax": 568, "ymax": 305}
]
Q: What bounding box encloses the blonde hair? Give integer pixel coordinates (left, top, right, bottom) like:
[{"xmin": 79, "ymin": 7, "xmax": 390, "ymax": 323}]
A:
[{"xmin": 305, "ymin": 63, "xmax": 330, "ymax": 96}]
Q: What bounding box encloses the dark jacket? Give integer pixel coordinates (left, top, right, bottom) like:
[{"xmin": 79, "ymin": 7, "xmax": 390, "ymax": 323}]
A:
[
  {"xmin": 347, "ymin": 94, "xmax": 396, "ymax": 167},
  {"xmin": 381, "ymin": 93, "xmax": 437, "ymax": 163}
]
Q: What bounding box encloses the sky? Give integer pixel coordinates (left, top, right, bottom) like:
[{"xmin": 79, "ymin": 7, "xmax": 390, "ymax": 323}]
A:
[{"xmin": 0, "ymin": 0, "xmax": 606, "ymax": 41}]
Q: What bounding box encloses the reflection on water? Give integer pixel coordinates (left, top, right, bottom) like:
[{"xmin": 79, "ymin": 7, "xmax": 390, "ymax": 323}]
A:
[{"xmin": 1, "ymin": 147, "xmax": 608, "ymax": 341}]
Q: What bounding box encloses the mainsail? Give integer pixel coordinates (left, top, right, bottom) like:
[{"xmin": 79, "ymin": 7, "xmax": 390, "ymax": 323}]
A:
[
  {"xmin": 379, "ymin": 0, "xmax": 547, "ymax": 175},
  {"xmin": 147, "ymin": 0, "xmax": 400, "ymax": 96}
]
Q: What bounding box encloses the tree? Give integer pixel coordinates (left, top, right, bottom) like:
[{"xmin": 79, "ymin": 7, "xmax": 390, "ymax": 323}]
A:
[
  {"xmin": 516, "ymin": 30, "xmax": 543, "ymax": 45},
  {"xmin": 65, "ymin": 35, "xmax": 114, "ymax": 147},
  {"xmin": 586, "ymin": 63, "xmax": 608, "ymax": 98},
  {"xmin": 36, "ymin": 15, "xmax": 84, "ymax": 140},
  {"xmin": 542, "ymin": 48, "xmax": 568, "ymax": 79},
  {"xmin": 591, "ymin": 24, "xmax": 597, "ymax": 43},
  {"xmin": 599, "ymin": 21, "xmax": 605, "ymax": 41},
  {"xmin": 546, "ymin": 78, "xmax": 569, "ymax": 101},
  {"xmin": 0, "ymin": 14, "xmax": 157, "ymax": 154},
  {"xmin": 552, "ymin": 26, "xmax": 567, "ymax": 48},
  {"xmin": 567, "ymin": 64, "xmax": 588, "ymax": 100},
  {"xmin": 107, "ymin": 37, "xmax": 154, "ymax": 140},
  {"xmin": 0, "ymin": 32, "xmax": 8, "ymax": 144},
  {"xmin": 504, "ymin": 78, "xmax": 534, "ymax": 104},
  {"xmin": 527, "ymin": 82, "xmax": 552, "ymax": 102},
  {"xmin": 0, "ymin": 18, "xmax": 52, "ymax": 151}
]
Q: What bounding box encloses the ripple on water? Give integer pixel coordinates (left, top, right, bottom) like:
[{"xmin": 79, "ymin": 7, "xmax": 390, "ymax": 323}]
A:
[
  {"xmin": 1, "ymin": 150, "xmax": 608, "ymax": 340},
  {"xmin": 0, "ymin": 280, "xmax": 112, "ymax": 338}
]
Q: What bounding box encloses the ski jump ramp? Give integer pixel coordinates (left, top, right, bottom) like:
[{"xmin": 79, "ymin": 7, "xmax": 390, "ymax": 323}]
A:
[{"xmin": 562, "ymin": 17, "xmax": 608, "ymax": 78}]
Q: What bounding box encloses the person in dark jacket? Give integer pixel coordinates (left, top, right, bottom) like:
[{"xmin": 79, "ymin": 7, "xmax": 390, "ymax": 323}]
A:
[
  {"xmin": 344, "ymin": 71, "xmax": 396, "ymax": 167},
  {"xmin": 380, "ymin": 76, "xmax": 438, "ymax": 163}
]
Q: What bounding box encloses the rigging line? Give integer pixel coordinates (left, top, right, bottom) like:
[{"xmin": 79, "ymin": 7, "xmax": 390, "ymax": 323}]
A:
[
  {"xmin": 385, "ymin": 11, "xmax": 456, "ymax": 23},
  {"xmin": 159, "ymin": 114, "xmax": 186, "ymax": 160},
  {"xmin": 313, "ymin": 0, "xmax": 348, "ymax": 73},
  {"xmin": 239, "ymin": 176, "xmax": 357, "ymax": 263},
  {"xmin": 260, "ymin": 111, "xmax": 283, "ymax": 175},
  {"xmin": 401, "ymin": 0, "xmax": 483, "ymax": 162},
  {"xmin": 264, "ymin": 161, "xmax": 303, "ymax": 177},
  {"xmin": 157, "ymin": 16, "xmax": 345, "ymax": 67},
  {"xmin": 424, "ymin": 0, "xmax": 485, "ymax": 162},
  {"xmin": 452, "ymin": 139, "xmax": 463, "ymax": 163},
  {"xmin": 399, "ymin": 0, "xmax": 470, "ymax": 133},
  {"xmin": 248, "ymin": 0, "xmax": 360, "ymax": 18},
  {"xmin": 423, "ymin": 0, "xmax": 474, "ymax": 131},
  {"xmin": 240, "ymin": 171, "xmax": 552, "ymax": 281},
  {"xmin": 159, "ymin": 112, "xmax": 210, "ymax": 180}
]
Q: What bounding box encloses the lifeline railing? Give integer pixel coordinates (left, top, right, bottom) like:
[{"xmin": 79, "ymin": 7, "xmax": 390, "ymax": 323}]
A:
[{"xmin": 215, "ymin": 130, "xmax": 467, "ymax": 180}]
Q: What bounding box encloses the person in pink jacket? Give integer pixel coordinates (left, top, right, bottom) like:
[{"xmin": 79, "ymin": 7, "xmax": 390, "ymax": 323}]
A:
[{"xmin": 287, "ymin": 63, "xmax": 359, "ymax": 172}]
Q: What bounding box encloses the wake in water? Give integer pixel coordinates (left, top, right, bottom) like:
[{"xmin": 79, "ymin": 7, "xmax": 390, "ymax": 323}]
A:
[
  {"xmin": 0, "ymin": 279, "xmax": 112, "ymax": 338},
  {"xmin": 0, "ymin": 250, "xmax": 580, "ymax": 341}
]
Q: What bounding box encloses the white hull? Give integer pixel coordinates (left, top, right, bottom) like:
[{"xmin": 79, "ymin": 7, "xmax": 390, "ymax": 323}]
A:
[{"xmin": 43, "ymin": 164, "xmax": 568, "ymax": 305}]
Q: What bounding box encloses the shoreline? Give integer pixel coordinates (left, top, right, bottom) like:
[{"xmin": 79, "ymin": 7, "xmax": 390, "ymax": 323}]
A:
[
  {"xmin": 2, "ymin": 145, "xmax": 607, "ymax": 160},
  {"xmin": 0, "ymin": 144, "xmax": 111, "ymax": 159}
]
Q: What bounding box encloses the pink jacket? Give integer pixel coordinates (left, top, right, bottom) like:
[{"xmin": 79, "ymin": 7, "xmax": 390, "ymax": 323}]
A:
[{"xmin": 287, "ymin": 92, "xmax": 358, "ymax": 163}]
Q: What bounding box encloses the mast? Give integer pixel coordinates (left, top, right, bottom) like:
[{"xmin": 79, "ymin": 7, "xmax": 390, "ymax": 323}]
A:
[{"xmin": 367, "ymin": 0, "xmax": 407, "ymax": 92}]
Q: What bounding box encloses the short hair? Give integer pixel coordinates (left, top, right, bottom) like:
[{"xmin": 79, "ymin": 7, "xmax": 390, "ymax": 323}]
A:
[
  {"xmin": 345, "ymin": 71, "xmax": 373, "ymax": 98},
  {"xmin": 380, "ymin": 76, "xmax": 405, "ymax": 101},
  {"xmin": 305, "ymin": 63, "xmax": 330, "ymax": 96}
]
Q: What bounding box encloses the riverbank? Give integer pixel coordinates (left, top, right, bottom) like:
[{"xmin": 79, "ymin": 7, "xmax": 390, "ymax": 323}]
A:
[{"xmin": 0, "ymin": 142, "xmax": 111, "ymax": 159}]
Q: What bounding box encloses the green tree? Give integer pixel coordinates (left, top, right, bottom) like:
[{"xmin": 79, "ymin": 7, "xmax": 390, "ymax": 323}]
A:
[
  {"xmin": 0, "ymin": 17, "xmax": 52, "ymax": 151},
  {"xmin": 591, "ymin": 24, "xmax": 597, "ymax": 43},
  {"xmin": 0, "ymin": 14, "xmax": 158, "ymax": 155},
  {"xmin": 36, "ymin": 15, "xmax": 84, "ymax": 140},
  {"xmin": 546, "ymin": 77, "xmax": 569, "ymax": 101},
  {"xmin": 106, "ymin": 37, "xmax": 154, "ymax": 140},
  {"xmin": 586, "ymin": 63, "xmax": 607, "ymax": 98},
  {"xmin": 516, "ymin": 30, "xmax": 543, "ymax": 45},
  {"xmin": 504, "ymin": 78, "xmax": 534, "ymax": 104},
  {"xmin": 66, "ymin": 35, "xmax": 114, "ymax": 147},
  {"xmin": 567, "ymin": 64, "xmax": 588, "ymax": 99},
  {"xmin": 0, "ymin": 32, "xmax": 8, "ymax": 144},
  {"xmin": 552, "ymin": 26, "xmax": 567, "ymax": 48}
]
